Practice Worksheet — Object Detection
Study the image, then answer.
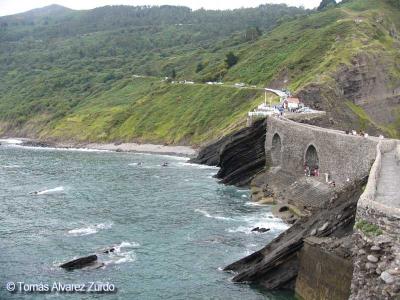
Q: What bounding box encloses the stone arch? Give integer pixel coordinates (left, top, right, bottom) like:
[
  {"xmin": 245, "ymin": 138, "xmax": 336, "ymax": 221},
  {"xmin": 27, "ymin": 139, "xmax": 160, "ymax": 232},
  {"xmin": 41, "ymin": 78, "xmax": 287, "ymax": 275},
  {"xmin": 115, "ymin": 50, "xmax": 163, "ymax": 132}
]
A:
[
  {"xmin": 304, "ymin": 144, "xmax": 319, "ymax": 169},
  {"xmin": 271, "ymin": 133, "xmax": 282, "ymax": 166}
]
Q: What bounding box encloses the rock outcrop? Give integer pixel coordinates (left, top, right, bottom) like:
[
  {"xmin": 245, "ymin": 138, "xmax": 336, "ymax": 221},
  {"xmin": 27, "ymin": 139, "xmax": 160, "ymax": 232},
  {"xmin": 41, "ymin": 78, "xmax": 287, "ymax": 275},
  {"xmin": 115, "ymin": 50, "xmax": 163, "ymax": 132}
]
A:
[
  {"xmin": 190, "ymin": 118, "xmax": 267, "ymax": 186},
  {"xmin": 224, "ymin": 177, "xmax": 366, "ymax": 290},
  {"xmin": 60, "ymin": 254, "xmax": 100, "ymax": 270},
  {"xmin": 298, "ymin": 52, "xmax": 400, "ymax": 138}
]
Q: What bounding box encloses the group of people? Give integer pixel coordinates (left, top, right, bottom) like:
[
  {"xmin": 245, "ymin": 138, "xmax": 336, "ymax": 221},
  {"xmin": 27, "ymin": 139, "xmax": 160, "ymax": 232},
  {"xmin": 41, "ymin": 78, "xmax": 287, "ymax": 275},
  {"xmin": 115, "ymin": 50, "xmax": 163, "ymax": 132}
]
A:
[
  {"xmin": 304, "ymin": 164, "xmax": 319, "ymax": 177},
  {"xmin": 304, "ymin": 164, "xmax": 337, "ymax": 187},
  {"xmin": 345, "ymin": 129, "xmax": 369, "ymax": 137}
]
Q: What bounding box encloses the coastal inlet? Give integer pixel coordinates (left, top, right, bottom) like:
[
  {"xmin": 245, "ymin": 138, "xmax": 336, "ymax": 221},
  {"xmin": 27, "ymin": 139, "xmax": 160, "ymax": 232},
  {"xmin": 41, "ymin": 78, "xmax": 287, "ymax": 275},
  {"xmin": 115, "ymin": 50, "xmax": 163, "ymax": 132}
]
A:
[{"xmin": 0, "ymin": 140, "xmax": 291, "ymax": 299}]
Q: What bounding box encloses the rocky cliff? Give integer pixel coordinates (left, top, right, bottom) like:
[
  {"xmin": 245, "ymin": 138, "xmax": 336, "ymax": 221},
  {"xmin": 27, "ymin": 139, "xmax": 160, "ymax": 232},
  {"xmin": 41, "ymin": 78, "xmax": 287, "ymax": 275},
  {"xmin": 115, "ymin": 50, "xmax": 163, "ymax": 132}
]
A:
[
  {"xmin": 224, "ymin": 177, "xmax": 367, "ymax": 291},
  {"xmin": 190, "ymin": 118, "xmax": 267, "ymax": 187},
  {"xmin": 298, "ymin": 51, "xmax": 400, "ymax": 137}
]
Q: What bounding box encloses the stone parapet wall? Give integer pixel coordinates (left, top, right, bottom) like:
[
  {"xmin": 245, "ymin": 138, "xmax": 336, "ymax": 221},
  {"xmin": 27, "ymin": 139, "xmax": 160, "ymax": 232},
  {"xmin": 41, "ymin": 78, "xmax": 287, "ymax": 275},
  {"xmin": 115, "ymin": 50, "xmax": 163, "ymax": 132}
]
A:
[
  {"xmin": 296, "ymin": 237, "xmax": 353, "ymax": 300},
  {"xmin": 350, "ymin": 140, "xmax": 400, "ymax": 300},
  {"xmin": 265, "ymin": 117, "xmax": 379, "ymax": 187},
  {"xmin": 357, "ymin": 140, "xmax": 399, "ymax": 215}
]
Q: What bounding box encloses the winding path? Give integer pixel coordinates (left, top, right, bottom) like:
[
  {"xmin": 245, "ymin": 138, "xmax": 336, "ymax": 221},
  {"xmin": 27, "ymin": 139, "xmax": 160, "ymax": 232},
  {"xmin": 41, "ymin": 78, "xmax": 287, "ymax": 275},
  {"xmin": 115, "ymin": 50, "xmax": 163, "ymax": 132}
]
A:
[{"xmin": 375, "ymin": 149, "xmax": 400, "ymax": 208}]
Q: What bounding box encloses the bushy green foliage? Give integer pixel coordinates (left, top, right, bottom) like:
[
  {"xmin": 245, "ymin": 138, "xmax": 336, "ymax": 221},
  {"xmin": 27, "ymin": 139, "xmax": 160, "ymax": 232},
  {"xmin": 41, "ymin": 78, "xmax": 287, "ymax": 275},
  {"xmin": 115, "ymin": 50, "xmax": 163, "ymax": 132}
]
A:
[
  {"xmin": 355, "ymin": 220, "xmax": 383, "ymax": 237},
  {"xmin": 0, "ymin": 0, "xmax": 399, "ymax": 144}
]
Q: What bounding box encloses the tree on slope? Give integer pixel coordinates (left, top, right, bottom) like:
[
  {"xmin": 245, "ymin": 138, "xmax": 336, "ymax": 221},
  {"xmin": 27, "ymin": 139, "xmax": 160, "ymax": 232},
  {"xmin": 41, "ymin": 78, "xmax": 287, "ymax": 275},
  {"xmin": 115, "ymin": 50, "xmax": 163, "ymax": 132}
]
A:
[
  {"xmin": 318, "ymin": 0, "xmax": 337, "ymax": 11},
  {"xmin": 225, "ymin": 52, "xmax": 239, "ymax": 68}
]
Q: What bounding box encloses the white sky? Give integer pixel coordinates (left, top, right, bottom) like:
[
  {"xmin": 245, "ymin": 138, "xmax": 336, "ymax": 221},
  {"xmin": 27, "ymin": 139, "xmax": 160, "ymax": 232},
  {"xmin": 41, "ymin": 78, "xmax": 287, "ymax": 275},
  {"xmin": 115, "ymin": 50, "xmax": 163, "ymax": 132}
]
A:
[{"xmin": 0, "ymin": 0, "xmax": 324, "ymax": 16}]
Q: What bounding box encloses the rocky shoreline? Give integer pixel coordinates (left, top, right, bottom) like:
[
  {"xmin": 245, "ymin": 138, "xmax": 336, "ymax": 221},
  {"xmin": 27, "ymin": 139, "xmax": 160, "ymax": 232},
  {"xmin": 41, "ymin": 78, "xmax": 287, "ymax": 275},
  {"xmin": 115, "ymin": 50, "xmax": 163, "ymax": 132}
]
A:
[{"xmin": 189, "ymin": 115, "xmax": 377, "ymax": 299}]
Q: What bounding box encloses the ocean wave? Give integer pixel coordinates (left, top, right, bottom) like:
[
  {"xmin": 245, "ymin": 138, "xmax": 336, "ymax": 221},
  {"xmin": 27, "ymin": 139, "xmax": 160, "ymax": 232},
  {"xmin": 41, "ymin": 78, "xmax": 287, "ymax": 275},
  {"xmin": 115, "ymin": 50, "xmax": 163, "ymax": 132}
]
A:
[
  {"xmin": 102, "ymin": 241, "xmax": 139, "ymax": 265},
  {"xmin": 15, "ymin": 145, "xmax": 111, "ymax": 153},
  {"xmin": 68, "ymin": 227, "xmax": 98, "ymax": 236},
  {"xmin": 132, "ymin": 152, "xmax": 189, "ymax": 161},
  {"xmin": 34, "ymin": 186, "xmax": 65, "ymax": 195},
  {"xmin": 227, "ymin": 212, "xmax": 289, "ymax": 234},
  {"xmin": 0, "ymin": 164, "xmax": 22, "ymax": 169},
  {"xmin": 0, "ymin": 138, "xmax": 23, "ymax": 144},
  {"xmin": 195, "ymin": 209, "xmax": 233, "ymax": 221},
  {"xmin": 177, "ymin": 162, "xmax": 219, "ymax": 169},
  {"xmin": 67, "ymin": 222, "xmax": 113, "ymax": 236},
  {"xmin": 244, "ymin": 201, "xmax": 269, "ymax": 207}
]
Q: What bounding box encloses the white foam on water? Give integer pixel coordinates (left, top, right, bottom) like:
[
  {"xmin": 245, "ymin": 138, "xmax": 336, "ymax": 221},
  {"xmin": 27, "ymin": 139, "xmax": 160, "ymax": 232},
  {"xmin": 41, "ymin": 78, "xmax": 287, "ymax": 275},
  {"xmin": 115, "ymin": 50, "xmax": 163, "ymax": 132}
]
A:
[
  {"xmin": 227, "ymin": 213, "xmax": 288, "ymax": 234},
  {"xmin": 177, "ymin": 162, "xmax": 219, "ymax": 169},
  {"xmin": 36, "ymin": 186, "xmax": 65, "ymax": 195},
  {"xmin": 128, "ymin": 162, "xmax": 143, "ymax": 166},
  {"xmin": 195, "ymin": 209, "xmax": 233, "ymax": 221},
  {"xmin": 68, "ymin": 227, "xmax": 98, "ymax": 236},
  {"xmin": 103, "ymin": 241, "xmax": 139, "ymax": 266},
  {"xmin": 244, "ymin": 201, "xmax": 268, "ymax": 207},
  {"xmin": 1, "ymin": 164, "xmax": 22, "ymax": 169},
  {"xmin": 132, "ymin": 152, "xmax": 189, "ymax": 161},
  {"xmin": 0, "ymin": 138, "xmax": 23, "ymax": 144},
  {"xmin": 113, "ymin": 241, "xmax": 140, "ymax": 252},
  {"xmin": 67, "ymin": 222, "xmax": 113, "ymax": 236},
  {"xmin": 17, "ymin": 145, "xmax": 111, "ymax": 153}
]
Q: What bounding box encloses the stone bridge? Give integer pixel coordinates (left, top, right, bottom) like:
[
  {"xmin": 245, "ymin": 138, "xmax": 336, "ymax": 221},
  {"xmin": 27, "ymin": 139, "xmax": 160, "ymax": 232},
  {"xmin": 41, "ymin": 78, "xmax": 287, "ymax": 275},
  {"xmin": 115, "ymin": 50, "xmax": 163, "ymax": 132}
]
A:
[
  {"xmin": 265, "ymin": 117, "xmax": 380, "ymax": 187},
  {"xmin": 219, "ymin": 115, "xmax": 399, "ymax": 298}
]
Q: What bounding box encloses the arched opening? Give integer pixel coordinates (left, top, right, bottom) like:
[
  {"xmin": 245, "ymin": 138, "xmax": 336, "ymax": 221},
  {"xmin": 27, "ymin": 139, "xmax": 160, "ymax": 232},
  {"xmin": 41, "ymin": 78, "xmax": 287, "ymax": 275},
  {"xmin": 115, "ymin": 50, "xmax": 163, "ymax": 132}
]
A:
[
  {"xmin": 305, "ymin": 145, "xmax": 319, "ymax": 170},
  {"xmin": 271, "ymin": 133, "xmax": 282, "ymax": 166}
]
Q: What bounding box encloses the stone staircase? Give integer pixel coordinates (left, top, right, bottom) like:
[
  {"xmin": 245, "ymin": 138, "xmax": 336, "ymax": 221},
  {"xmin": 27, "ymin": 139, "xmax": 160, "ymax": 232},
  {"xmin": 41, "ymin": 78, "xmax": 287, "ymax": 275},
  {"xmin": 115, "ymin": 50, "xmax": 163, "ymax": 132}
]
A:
[{"xmin": 265, "ymin": 168, "xmax": 335, "ymax": 210}]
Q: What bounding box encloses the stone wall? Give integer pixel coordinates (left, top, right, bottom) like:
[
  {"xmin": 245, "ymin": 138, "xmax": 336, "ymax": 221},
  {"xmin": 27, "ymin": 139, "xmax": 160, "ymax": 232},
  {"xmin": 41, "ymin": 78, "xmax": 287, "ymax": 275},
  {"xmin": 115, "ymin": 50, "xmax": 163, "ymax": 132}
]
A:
[
  {"xmin": 296, "ymin": 237, "xmax": 353, "ymax": 300},
  {"xmin": 265, "ymin": 117, "xmax": 379, "ymax": 187},
  {"xmin": 350, "ymin": 140, "xmax": 400, "ymax": 299}
]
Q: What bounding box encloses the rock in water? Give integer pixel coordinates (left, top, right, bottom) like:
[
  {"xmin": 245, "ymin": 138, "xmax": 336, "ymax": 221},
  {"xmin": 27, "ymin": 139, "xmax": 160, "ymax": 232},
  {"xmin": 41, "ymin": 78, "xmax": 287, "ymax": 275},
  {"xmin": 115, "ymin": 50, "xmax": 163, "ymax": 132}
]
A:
[
  {"xmin": 60, "ymin": 255, "xmax": 98, "ymax": 270},
  {"xmin": 103, "ymin": 247, "xmax": 116, "ymax": 254},
  {"xmin": 251, "ymin": 227, "xmax": 270, "ymax": 233}
]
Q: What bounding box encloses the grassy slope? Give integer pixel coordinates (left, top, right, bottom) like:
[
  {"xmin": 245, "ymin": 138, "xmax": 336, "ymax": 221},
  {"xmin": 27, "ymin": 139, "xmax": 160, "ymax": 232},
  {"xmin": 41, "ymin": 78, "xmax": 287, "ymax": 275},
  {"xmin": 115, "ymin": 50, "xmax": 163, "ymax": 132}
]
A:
[
  {"xmin": 1, "ymin": 0, "xmax": 399, "ymax": 144},
  {"xmin": 42, "ymin": 78, "xmax": 268, "ymax": 145}
]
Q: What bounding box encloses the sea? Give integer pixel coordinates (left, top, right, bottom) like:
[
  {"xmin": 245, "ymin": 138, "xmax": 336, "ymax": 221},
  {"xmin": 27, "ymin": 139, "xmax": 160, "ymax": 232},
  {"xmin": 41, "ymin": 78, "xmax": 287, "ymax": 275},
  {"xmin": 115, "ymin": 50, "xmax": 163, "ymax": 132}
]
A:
[{"xmin": 0, "ymin": 139, "xmax": 293, "ymax": 300}]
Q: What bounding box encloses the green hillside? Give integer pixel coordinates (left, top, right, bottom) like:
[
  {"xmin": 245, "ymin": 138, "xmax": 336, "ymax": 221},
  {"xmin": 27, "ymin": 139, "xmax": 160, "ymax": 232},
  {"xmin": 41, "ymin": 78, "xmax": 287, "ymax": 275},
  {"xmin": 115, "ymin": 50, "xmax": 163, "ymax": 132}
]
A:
[{"xmin": 0, "ymin": 0, "xmax": 399, "ymax": 145}]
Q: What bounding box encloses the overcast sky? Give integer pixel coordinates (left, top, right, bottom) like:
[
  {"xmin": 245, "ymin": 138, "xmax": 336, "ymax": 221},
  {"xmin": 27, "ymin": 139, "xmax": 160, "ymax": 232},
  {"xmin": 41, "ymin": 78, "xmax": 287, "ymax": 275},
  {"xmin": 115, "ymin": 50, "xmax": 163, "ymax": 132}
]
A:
[{"xmin": 0, "ymin": 0, "xmax": 325, "ymax": 16}]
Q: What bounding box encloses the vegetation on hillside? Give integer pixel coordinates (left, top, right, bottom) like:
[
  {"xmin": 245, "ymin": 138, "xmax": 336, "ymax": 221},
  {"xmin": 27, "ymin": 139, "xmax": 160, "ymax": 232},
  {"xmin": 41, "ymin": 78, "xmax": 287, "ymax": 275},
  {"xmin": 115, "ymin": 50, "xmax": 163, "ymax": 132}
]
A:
[{"xmin": 0, "ymin": 0, "xmax": 399, "ymax": 144}]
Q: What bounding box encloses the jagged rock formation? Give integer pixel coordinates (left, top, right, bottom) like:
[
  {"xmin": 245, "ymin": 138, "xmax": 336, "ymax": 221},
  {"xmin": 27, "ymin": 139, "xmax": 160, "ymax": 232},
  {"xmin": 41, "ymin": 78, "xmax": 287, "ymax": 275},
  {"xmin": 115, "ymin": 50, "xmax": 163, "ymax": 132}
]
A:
[
  {"xmin": 190, "ymin": 118, "xmax": 267, "ymax": 186},
  {"xmin": 224, "ymin": 177, "xmax": 367, "ymax": 289}
]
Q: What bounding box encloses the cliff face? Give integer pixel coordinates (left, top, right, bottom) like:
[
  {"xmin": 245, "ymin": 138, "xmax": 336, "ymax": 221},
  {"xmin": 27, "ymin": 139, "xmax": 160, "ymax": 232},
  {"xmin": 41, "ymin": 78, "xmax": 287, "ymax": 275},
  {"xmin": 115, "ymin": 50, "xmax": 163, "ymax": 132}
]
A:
[
  {"xmin": 298, "ymin": 52, "xmax": 400, "ymax": 137},
  {"xmin": 190, "ymin": 119, "xmax": 267, "ymax": 187}
]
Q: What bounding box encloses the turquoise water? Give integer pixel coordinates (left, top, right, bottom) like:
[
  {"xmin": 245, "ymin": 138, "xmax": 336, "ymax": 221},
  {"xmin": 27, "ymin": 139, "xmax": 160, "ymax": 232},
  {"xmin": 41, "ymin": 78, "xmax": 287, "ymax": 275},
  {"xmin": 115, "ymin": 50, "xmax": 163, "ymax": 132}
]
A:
[{"xmin": 0, "ymin": 140, "xmax": 292, "ymax": 299}]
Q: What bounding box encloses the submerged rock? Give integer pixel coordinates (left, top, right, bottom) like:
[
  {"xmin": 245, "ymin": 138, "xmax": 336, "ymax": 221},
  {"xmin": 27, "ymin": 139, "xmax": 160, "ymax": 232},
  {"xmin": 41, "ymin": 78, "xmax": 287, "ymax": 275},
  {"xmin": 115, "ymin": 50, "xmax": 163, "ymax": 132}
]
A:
[
  {"xmin": 103, "ymin": 247, "xmax": 116, "ymax": 254},
  {"xmin": 60, "ymin": 254, "xmax": 98, "ymax": 270},
  {"xmin": 251, "ymin": 227, "xmax": 270, "ymax": 233}
]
